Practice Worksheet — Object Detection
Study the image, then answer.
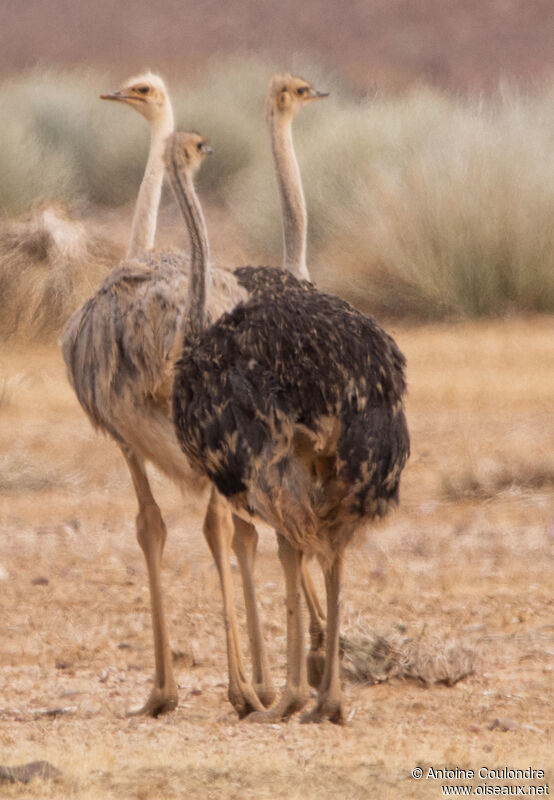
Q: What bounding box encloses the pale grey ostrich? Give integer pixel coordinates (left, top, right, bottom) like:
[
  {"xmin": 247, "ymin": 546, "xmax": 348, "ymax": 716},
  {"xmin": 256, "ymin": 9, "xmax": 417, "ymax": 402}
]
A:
[
  {"xmin": 100, "ymin": 71, "xmax": 174, "ymax": 258},
  {"xmin": 63, "ymin": 73, "xmax": 328, "ymax": 716},
  {"xmin": 168, "ymin": 127, "xmax": 410, "ymax": 724}
]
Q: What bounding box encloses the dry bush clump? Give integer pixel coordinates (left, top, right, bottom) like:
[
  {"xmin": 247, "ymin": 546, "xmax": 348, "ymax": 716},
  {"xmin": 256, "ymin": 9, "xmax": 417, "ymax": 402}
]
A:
[
  {"xmin": 1, "ymin": 64, "xmax": 553, "ymax": 343},
  {"xmin": 0, "ymin": 201, "xmax": 121, "ymax": 341},
  {"xmin": 341, "ymin": 627, "xmax": 476, "ymax": 687},
  {"xmin": 229, "ymin": 79, "xmax": 554, "ymax": 318},
  {"xmin": 441, "ymin": 457, "xmax": 554, "ymax": 501},
  {"xmin": 400, "ymin": 635, "xmax": 476, "ymax": 687},
  {"xmin": 0, "ymin": 67, "xmax": 150, "ymax": 212}
]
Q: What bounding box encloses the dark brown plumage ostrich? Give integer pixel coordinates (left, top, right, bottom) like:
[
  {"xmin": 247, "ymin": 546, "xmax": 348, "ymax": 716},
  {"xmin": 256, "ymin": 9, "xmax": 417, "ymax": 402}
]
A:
[
  {"xmin": 168, "ymin": 131, "xmax": 410, "ymax": 724},
  {"xmin": 62, "ymin": 74, "xmax": 331, "ymax": 718}
]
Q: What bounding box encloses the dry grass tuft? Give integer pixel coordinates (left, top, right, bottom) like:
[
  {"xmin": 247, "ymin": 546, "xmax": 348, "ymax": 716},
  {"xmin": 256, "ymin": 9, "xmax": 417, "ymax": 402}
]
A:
[
  {"xmin": 341, "ymin": 631, "xmax": 403, "ymax": 684},
  {"xmin": 401, "ymin": 634, "xmax": 476, "ymax": 687},
  {"xmin": 441, "ymin": 457, "xmax": 554, "ymax": 501},
  {"xmin": 2, "ymin": 66, "xmax": 553, "ymax": 322},
  {"xmin": 231, "ymin": 80, "xmax": 554, "ymax": 318},
  {"xmin": 0, "ymin": 447, "xmax": 84, "ymax": 493},
  {"xmin": 0, "ymin": 201, "xmax": 121, "ymax": 341},
  {"xmin": 342, "ymin": 628, "xmax": 476, "ymax": 687}
]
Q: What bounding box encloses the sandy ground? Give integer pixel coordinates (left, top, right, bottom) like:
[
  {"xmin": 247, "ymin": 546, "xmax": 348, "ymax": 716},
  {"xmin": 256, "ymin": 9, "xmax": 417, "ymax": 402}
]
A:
[{"xmin": 0, "ymin": 316, "xmax": 553, "ymax": 798}]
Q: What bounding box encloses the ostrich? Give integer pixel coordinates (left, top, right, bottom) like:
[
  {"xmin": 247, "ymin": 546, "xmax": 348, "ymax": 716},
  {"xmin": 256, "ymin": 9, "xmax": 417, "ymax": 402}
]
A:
[
  {"xmin": 100, "ymin": 72, "xmax": 174, "ymax": 258},
  {"xmin": 266, "ymin": 73, "xmax": 324, "ymax": 280},
  {"xmin": 0, "ymin": 72, "xmax": 172, "ymax": 343},
  {"xmin": 62, "ymin": 73, "xmax": 328, "ymax": 717},
  {"xmin": 168, "ymin": 130, "xmax": 410, "ymax": 724}
]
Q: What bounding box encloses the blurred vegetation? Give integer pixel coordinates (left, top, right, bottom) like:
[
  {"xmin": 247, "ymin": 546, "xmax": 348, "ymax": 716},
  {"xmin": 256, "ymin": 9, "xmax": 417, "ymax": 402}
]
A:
[
  {"xmin": 1, "ymin": 59, "xmax": 553, "ymax": 320},
  {"xmin": 0, "ymin": 201, "xmax": 121, "ymax": 341}
]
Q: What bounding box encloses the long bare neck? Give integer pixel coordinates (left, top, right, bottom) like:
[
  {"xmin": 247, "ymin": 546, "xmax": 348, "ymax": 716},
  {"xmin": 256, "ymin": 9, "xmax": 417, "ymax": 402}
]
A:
[
  {"xmin": 166, "ymin": 160, "xmax": 210, "ymax": 334},
  {"xmin": 127, "ymin": 104, "xmax": 175, "ymax": 259},
  {"xmin": 268, "ymin": 106, "xmax": 310, "ymax": 281}
]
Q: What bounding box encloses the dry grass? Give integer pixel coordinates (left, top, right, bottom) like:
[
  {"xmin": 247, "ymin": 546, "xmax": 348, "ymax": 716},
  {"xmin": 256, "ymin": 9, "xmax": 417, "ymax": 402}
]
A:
[
  {"xmin": 0, "ymin": 316, "xmax": 552, "ymax": 798},
  {"xmin": 0, "ymin": 67, "xmax": 151, "ymax": 211},
  {"xmin": 1, "ymin": 65, "xmax": 554, "ymax": 325},
  {"xmin": 0, "ymin": 201, "xmax": 121, "ymax": 341},
  {"xmin": 442, "ymin": 458, "xmax": 554, "ymax": 502},
  {"xmin": 341, "ymin": 628, "xmax": 476, "ymax": 688},
  {"xmin": 222, "ymin": 78, "xmax": 554, "ymax": 318}
]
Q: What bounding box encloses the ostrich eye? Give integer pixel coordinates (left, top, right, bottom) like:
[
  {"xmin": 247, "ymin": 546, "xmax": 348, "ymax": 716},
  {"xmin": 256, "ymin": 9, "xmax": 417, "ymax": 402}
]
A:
[
  {"xmin": 196, "ymin": 142, "xmax": 204, "ymax": 151},
  {"xmin": 296, "ymin": 87, "xmax": 308, "ymax": 96},
  {"xmin": 135, "ymin": 85, "xmax": 150, "ymax": 95}
]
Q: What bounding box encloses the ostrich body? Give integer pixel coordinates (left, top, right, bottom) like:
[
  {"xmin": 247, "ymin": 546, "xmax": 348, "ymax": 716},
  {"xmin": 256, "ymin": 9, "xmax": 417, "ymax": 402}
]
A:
[
  {"xmin": 63, "ymin": 74, "xmax": 328, "ymax": 717},
  {"xmin": 168, "ymin": 135, "xmax": 410, "ymax": 723}
]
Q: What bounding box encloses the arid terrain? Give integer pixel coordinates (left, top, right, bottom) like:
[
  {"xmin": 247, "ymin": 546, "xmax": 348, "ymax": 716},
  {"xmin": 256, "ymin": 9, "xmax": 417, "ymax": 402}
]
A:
[
  {"xmin": 1, "ymin": 316, "xmax": 552, "ymax": 798},
  {"xmin": 1, "ymin": 0, "xmax": 553, "ymax": 796}
]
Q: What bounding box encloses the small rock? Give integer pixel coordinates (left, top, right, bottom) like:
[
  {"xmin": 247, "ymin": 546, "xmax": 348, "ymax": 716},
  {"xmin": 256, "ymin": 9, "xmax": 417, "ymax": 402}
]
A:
[
  {"xmin": 80, "ymin": 703, "xmax": 101, "ymax": 717},
  {"xmin": 0, "ymin": 761, "xmax": 61, "ymax": 784},
  {"xmin": 34, "ymin": 706, "xmax": 76, "ymax": 718},
  {"xmin": 172, "ymin": 648, "xmax": 195, "ymax": 666},
  {"xmin": 31, "ymin": 576, "xmax": 49, "ymax": 586},
  {"xmin": 55, "ymin": 660, "xmax": 72, "ymax": 670},
  {"xmin": 489, "ymin": 717, "xmax": 518, "ymax": 731},
  {"xmin": 0, "ymin": 565, "xmax": 8, "ymax": 581}
]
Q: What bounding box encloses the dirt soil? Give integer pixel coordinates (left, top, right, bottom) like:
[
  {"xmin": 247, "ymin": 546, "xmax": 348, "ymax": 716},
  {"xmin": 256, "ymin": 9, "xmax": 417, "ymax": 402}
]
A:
[{"xmin": 0, "ymin": 316, "xmax": 553, "ymax": 799}]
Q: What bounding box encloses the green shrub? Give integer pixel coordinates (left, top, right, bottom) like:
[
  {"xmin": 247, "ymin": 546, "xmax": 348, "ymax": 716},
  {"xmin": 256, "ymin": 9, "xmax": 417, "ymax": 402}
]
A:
[{"xmin": 1, "ymin": 63, "xmax": 553, "ymax": 318}]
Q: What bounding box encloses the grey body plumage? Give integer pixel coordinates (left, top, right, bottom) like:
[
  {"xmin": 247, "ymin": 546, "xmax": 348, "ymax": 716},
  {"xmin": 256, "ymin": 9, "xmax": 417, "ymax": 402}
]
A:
[{"xmin": 62, "ymin": 254, "xmax": 246, "ymax": 480}]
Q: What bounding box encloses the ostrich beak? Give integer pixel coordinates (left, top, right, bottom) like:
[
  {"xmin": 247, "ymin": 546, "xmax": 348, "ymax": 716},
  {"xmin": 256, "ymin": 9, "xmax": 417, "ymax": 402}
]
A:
[
  {"xmin": 100, "ymin": 91, "xmax": 142, "ymax": 103},
  {"xmin": 311, "ymin": 89, "xmax": 329, "ymax": 101}
]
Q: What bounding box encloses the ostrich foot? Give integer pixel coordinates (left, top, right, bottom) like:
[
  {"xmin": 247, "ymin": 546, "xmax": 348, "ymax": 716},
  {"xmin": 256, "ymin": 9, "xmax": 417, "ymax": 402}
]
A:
[
  {"xmin": 254, "ymin": 682, "xmax": 277, "ymax": 709},
  {"xmin": 245, "ymin": 685, "xmax": 310, "ymax": 723},
  {"xmin": 127, "ymin": 684, "xmax": 179, "ymax": 718},
  {"xmin": 300, "ymin": 692, "xmax": 345, "ymax": 725},
  {"xmin": 229, "ymin": 681, "xmax": 266, "ymax": 719}
]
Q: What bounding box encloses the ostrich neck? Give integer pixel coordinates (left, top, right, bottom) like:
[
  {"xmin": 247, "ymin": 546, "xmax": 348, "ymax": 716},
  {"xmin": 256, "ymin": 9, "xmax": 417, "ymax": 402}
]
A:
[
  {"xmin": 126, "ymin": 105, "xmax": 175, "ymax": 259},
  {"xmin": 167, "ymin": 163, "xmax": 210, "ymax": 334},
  {"xmin": 268, "ymin": 108, "xmax": 310, "ymax": 281}
]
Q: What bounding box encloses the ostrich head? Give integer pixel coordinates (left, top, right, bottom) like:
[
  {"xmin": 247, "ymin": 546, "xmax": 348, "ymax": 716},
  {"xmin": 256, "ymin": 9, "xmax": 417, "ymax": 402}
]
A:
[
  {"xmin": 164, "ymin": 132, "xmax": 213, "ymax": 177},
  {"xmin": 267, "ymin": 73, "xmax": 329, "ymax": 119},
  {"xmin": 100, "ymin": 71, "xmax": 171, "ymax": 124}
]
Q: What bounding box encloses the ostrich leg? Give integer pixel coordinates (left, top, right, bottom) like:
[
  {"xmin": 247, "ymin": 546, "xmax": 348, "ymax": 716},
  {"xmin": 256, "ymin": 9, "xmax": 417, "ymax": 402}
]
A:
[
  {"xmin": 232, "ymin": 516, "xmax": 276, "ymax": 707},
  {"xmin": 302, "ymin": 551, "xmax": 345, "ymax": 724},
  {"xmin": 203, "ymin": 489, "xmax": 265, "ymax": 717},
  {"xmin": 121, "ymin": 445, "xmax": 178, "ymax": 716},
  {"xmin": 247, "ymin": 534, "xmax": 310, "ymax": 722}
]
